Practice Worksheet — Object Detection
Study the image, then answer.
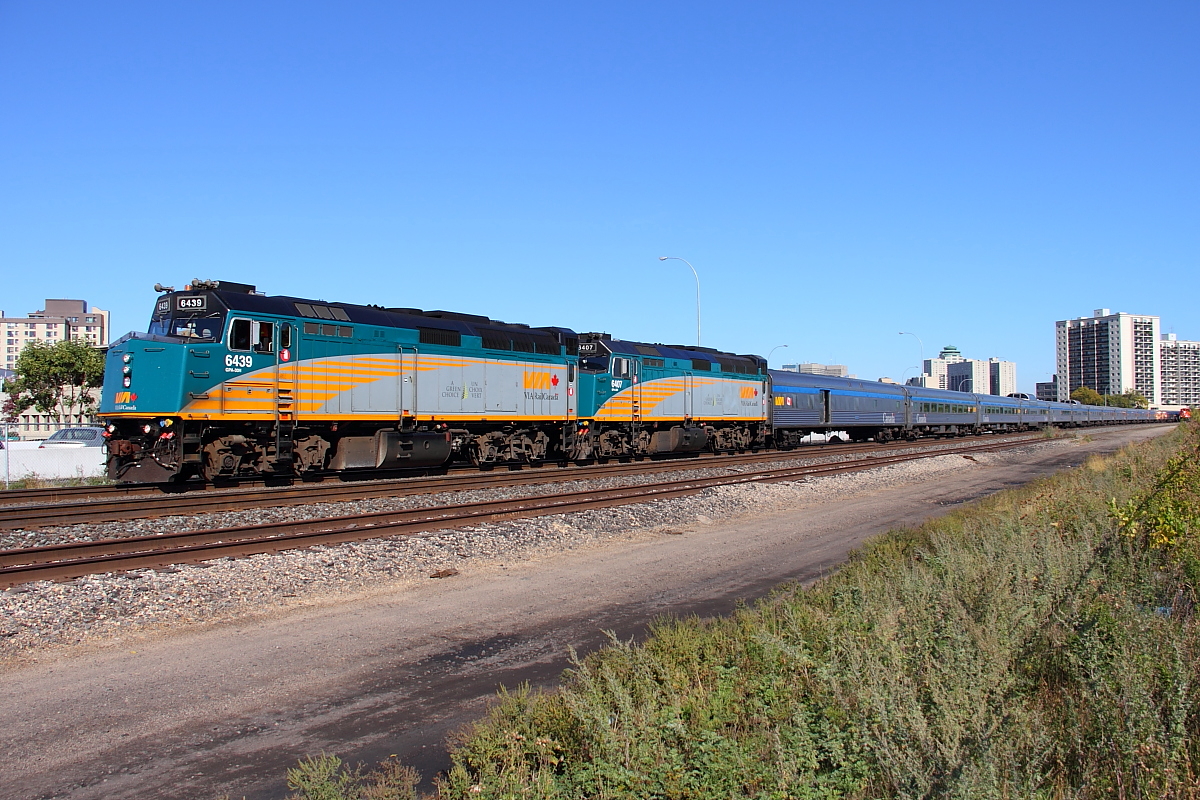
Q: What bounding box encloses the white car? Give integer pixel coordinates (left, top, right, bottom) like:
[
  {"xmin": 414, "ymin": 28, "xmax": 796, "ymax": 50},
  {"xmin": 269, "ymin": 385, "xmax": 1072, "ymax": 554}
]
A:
[{"xmin": 37, "ymin": 427, "xmax": 106, "ymax": 448}]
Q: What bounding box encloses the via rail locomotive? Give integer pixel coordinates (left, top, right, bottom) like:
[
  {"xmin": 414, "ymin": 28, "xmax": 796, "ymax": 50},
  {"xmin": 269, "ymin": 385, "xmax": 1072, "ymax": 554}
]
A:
[{"xmin": 97, "ymin": 281, "xmax": 1162, "ymax": 483}]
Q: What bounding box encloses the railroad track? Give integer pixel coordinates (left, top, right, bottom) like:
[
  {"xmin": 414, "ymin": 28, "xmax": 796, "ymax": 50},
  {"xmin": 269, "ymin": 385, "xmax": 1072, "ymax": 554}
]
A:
[
  {"xmin": 0, "ymin": 435, "xmax": 1044, "ymax": 587},
  {"xmin": 0, "ymin": 433, "xmax": 1044, "ymax": 530},
  {"xmin": 0, "ymin": 442, "xmax": 886, "ymax": 509}
]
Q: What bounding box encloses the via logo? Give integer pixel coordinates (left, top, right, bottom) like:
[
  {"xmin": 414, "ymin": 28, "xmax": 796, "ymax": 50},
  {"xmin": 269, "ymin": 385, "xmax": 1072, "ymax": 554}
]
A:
[{"xmin": 523, "ymin": 371, "xmax": 556, "ymax": 389}]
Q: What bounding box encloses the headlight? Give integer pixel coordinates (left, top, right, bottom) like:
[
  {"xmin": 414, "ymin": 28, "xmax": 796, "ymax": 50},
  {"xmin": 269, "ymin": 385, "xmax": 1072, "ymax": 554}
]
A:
[
  {"xmin": 123, "ymin": 376, "xmax": 132, "ymax": 388},
  {"xmin": 122, "ymin": 353, "xmax": 132, "ymax": 364},
  {"xmin": 142, "ymin": 424, "xmax": 153, "ymax": 434},
  {"xmin": 122, "ymin": 366, "xmax": 131, "ymax": 376}
]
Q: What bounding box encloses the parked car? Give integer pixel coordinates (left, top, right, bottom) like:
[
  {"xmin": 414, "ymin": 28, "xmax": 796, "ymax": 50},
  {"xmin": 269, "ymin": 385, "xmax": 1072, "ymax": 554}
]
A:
[{"xmin": 37, "ymin": 427, "xmax": 106, "ymax": 448}]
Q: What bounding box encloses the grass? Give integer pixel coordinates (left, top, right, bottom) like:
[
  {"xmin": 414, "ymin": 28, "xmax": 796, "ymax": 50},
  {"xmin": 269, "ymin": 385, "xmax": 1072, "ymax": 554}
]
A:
[
  {"xmin": 0, "ymin": 473, "xmax": 112, "ymax": 490},
  {"xmin": 284, "ymin": 423, "xmax": 1200, "ymax": 800}
]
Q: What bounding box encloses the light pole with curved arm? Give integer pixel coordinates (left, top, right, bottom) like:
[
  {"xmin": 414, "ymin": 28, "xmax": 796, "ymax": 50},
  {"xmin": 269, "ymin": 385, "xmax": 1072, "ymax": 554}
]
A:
[
  {"xmin": 659, "ymin": 256, "xmax": 701, "ymax": 346},
  {"xmin": 766, "ymin": 344, "xmax": 789, "ymax": 367},
  {"xmin": 899, "ymin": 331, "xmax": 925, "ymax": 367}
]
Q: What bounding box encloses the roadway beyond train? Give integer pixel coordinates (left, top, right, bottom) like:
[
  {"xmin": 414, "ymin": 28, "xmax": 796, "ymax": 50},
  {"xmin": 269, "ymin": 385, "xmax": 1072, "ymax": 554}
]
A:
[{"xmin": 97, "ymin": 281, "xmax": 1169, "ymax": 483}]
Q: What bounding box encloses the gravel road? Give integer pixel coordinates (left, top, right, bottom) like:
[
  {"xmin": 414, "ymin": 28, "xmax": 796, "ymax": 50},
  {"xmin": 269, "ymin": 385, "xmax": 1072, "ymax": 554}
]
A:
[{"xmin": 0, "ymin": 425, "xmax": 1173, "ymax": 800}]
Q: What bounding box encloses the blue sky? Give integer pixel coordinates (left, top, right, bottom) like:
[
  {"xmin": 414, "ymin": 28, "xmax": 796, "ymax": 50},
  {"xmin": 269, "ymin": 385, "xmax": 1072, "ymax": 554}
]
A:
[{"xmin": 2, "ymin": 2, "xmax": 1197, "ymax": 390}]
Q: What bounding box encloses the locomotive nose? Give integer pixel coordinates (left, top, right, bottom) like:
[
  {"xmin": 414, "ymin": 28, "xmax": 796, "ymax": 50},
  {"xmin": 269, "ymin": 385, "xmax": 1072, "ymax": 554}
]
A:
[{"xmin": 99, "ymin": 337, "xmax": 188, "ymax": 415}]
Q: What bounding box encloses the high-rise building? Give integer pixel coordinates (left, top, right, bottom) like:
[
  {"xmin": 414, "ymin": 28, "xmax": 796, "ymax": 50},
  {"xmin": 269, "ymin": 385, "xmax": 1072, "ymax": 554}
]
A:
[
  {"xmin": 920, "ymin": 345, "xmax": 966, "ymax": 390},
  {"xmin": 1, "ymin": 299, "xmax": 110, "ymax": 369},
  {"xmin": 1159, "ymin": 334, "xmax": 1200, "ymax": 410},
  {"xmin": 912, "ymin": 346, "xmax": 1015, "ymax": 395},
  {"xmin": 1055, "ymin": 309, "xmax": 1161, "ymax": 406},
  {"xmin": 989, "ymin": 358, "xmax": 1017, "ymax": 397},
  {"xmin": 947, "ymin": 359, "xmax": 990, "ymax": 394}
]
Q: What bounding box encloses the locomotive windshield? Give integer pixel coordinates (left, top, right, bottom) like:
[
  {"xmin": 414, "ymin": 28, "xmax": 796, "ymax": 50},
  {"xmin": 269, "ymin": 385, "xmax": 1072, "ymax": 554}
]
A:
[
  {"xmin": 147, "ymin": 313, "xmax": 226, "ymax": 341},
  {"xmin": 579, "ymin": 354, "xmax": 610, "ymax": 372}
]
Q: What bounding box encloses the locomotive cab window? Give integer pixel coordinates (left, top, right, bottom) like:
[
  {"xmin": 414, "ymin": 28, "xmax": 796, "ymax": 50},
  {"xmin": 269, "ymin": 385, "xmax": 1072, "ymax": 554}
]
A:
[
  {"xmin": 611, "ymin": 357, "xmax": 633, "ymax": 379},
  {"xmin": 229, "ymin": 319, "xmax": 275, "ymax": 352},
  {"xmin": 254, "ymin": 322, "xmax": 274, "ymax": 352}
]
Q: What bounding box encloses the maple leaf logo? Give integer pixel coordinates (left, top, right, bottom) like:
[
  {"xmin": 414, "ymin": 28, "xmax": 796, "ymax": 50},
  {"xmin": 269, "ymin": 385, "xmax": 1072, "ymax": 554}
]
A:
[{"xmin": 551, "ymin": 374, "xmax": 560, "ymax": 387}]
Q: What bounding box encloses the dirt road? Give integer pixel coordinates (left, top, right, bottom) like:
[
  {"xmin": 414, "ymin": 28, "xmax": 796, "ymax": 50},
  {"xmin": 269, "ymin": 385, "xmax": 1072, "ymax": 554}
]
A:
[{"xmin": 0, "ymin": 426, "xmax": 1172, "ymax": 799}]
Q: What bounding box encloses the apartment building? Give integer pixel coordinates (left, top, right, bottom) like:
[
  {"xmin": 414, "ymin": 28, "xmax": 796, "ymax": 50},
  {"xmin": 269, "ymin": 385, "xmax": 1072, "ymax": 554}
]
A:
[
  {"xmin": 1055, "ymin": 309, "xmax": 1161, "ymax": 406},
  {"xmin": 1159, "ymin": 334, "xmax": 1200, "ymax": 410},
  {"xmin": 2, "ymin": 299, "xmax": 110, "ymax": 370}
]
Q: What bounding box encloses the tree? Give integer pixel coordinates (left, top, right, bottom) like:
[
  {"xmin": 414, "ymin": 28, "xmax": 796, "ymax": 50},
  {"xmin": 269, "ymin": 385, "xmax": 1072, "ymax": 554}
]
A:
[
  {"xmin": 1105, "ymin": 390, "xmax": 1149, "ymax": 409},
  {"xmin": 1, "ymin": 340, "xmax": 105, "ymax": 423},
  {"xmin": 1070, "ymin": 386, "xmax": 1104, "ymax": 406}
]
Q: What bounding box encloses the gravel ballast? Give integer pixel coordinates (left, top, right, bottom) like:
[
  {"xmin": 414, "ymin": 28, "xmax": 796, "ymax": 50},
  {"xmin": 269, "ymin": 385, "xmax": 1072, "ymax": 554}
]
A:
[{"xmin": 0, "ymin": 438, "xmax": 1072, "ymax": 664}]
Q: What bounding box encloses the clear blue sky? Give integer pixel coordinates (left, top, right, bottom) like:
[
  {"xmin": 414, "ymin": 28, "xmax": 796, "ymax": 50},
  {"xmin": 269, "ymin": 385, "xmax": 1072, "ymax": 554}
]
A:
[{"xmin": 2, "ymin": 1, "xmax": 1197, "ymax": 391}]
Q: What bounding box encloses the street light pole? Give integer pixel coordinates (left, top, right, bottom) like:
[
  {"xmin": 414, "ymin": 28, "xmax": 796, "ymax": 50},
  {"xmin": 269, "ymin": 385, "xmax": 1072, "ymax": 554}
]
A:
[
  {"xmin": 766, "ymin": 344, "xmax": 788, "ymax": 367},
  {"xmin": 659, "ymin": 256, "xmax": 701, "ymax": 346}
]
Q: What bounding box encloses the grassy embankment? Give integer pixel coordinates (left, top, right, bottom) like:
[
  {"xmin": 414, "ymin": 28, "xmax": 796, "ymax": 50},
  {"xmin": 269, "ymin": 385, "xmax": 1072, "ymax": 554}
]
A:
[{"xmin": 287, "ymin": 424, "xmax": 1200, "ymax": 799}]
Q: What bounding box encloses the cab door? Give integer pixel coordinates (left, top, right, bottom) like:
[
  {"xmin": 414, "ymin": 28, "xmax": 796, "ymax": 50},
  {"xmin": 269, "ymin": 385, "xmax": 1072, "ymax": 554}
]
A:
[
  {"xmin": 629, "ymin": 358, "xmax": 641, "ymax": 423},
  {"xmin": 273, "ymin": 322, "xmax": 297, "ymax": 464},
  {"xmin": 400, "ymin": 346, "xmax": 418, "ymax": 419},
  {"xmin": 222, "ymin": 318, "xmax": 276, "ymax": 415},
  {"xmin": 566, "ymin": 362, "xmax": 577, "ymax": 421}
]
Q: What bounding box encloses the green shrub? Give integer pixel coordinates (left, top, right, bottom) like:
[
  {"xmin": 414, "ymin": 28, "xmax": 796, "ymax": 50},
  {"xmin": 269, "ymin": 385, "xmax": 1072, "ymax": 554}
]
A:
[
  {"xmin": 286, "ymin": 753, "xmax": 420, "ymax": 800},
  {"xmin": 438, "ymin": 423, "xmax": 1200, "ymax": 799}
]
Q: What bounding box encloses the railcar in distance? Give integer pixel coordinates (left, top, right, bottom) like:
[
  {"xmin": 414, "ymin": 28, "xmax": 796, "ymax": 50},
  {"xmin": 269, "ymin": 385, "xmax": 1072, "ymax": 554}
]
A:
[{"xmin": 766, "ymin": 370, "xmax": 1158, "ymax": 445}]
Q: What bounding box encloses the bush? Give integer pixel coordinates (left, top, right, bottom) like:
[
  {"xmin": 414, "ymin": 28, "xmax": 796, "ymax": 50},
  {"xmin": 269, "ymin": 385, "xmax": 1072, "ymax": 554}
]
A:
[
  {"xmin": 438, "ymin": 423, "xmax": 1200, "ymax": 798},
  {"xmin": 286, "ymin": 754, "xmax": 420, "ymax": 800}
]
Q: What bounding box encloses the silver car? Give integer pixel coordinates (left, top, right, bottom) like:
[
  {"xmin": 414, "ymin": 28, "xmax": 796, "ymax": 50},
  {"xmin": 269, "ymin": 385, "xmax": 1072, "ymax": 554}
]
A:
[{"xmin": 38, "ymin": 427, "xmax": 106, "ymax": 448}]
